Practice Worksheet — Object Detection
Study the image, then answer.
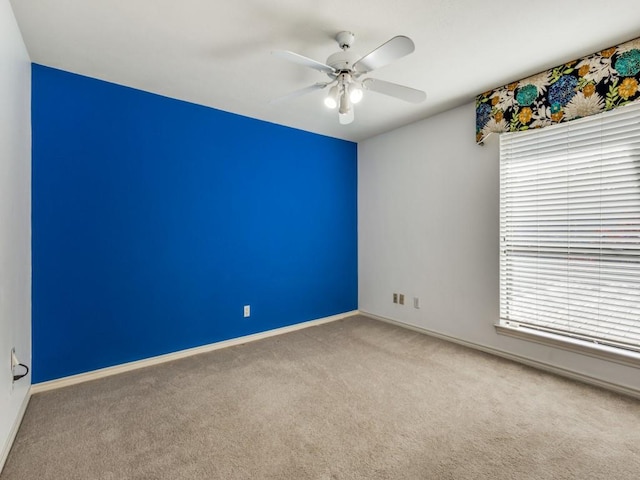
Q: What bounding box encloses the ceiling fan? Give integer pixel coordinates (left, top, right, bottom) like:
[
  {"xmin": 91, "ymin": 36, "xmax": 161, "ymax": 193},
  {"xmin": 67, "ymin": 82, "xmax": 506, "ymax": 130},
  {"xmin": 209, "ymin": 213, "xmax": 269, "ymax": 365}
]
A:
[{"xmin": 272, "ymin": 31, "xmax": 426, "ymax": 125}]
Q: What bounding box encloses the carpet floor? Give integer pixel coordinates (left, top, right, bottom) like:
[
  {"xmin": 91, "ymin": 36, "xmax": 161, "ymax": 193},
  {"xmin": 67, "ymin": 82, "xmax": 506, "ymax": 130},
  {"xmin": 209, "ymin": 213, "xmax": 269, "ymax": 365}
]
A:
[{"xmin": 2, "ymin": 315, "xmax": 640, "ymax": 479}]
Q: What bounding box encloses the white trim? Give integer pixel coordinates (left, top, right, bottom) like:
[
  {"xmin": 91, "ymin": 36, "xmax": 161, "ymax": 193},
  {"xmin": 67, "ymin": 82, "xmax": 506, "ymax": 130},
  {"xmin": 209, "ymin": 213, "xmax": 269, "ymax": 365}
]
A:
[
  {"xmin": 0, "ymin": 389, "xmax": 31, "ymax": 474},
  {"xmin": 361, "ymin": 311, "xmax": 640, "ymax": 400},
  {"xmin": 32, "ymin": 311, "xmax": 358, "ymax": 394},
  {"xmin": 495, "ymin": 323, "xmax": 640, "ymax": 369}
]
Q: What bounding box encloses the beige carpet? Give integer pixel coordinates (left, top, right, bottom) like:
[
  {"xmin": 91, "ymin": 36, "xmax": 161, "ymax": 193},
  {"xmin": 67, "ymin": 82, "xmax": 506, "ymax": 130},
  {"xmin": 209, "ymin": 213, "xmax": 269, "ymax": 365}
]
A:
[{"xmin": 2, "ymin": 315, "xmax": 640, "ymax": 479}]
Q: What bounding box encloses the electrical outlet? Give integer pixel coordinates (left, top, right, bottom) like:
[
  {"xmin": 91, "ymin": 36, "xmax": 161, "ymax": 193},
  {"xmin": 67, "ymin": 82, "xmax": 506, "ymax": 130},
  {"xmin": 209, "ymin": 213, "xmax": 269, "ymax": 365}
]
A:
[
  {"xmin": 399, "ymin": 294, "xmax": 405, "ymax": 305},
  {"xmin": 10, "ymin": 348, "xmax": 17, "ymax": 388},
  {"xmin": 11, "ymin": 348, "xmax": 19, "ymax": 369},
  {"xmin": 393, "ymin": 293, "xmax": 398, "ymax": 304},
  {"xmin": 243, "ymin": 305, "xmax": 250, "ymax": 318},
  {"xmin": 413, "ymin": 297, "xmax": 420, "ymax": 309}
]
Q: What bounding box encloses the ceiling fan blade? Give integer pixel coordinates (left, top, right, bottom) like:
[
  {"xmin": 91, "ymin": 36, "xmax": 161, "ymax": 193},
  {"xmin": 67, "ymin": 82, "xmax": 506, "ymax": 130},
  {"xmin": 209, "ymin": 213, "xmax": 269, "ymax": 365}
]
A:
[
  {"xmin": 272, "ymin": 50, "xmax": 336, "ymax": 74},
  {"xmin": 269, "ymin": 82, "xmax": 329, "ymax": 104},
  {"xmin": 363, "ymin": 78, "xmax": 426, "ymax": 104},
  {"xmin": 353, "ymin": 36, "xmax": 415, "ymax": 73}
]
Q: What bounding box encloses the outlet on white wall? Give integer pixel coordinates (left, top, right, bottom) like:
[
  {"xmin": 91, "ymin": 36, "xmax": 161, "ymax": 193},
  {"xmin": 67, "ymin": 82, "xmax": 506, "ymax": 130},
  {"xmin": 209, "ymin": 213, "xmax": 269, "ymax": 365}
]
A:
[
  {"xmin": 10, "ymin": 348, "xmax": 19, "ymax": 391},
  {"xmin": 10, "ymin": 348, "xmax": 18, "ymax": 370}
]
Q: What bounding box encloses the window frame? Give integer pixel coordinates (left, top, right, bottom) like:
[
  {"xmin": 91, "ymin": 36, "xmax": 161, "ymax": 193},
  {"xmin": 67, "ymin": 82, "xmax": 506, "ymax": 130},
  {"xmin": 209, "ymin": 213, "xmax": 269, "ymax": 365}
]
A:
[{"xmin": 495, "ymin": 102, "xmax": 640, "ymax": 368}]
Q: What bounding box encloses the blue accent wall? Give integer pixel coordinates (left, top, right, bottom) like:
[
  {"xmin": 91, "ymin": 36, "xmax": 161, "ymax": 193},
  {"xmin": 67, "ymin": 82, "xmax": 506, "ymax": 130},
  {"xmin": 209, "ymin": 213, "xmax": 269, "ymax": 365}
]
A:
[{"xmin": 32, "ymin": 65, "xmax": 357, "ymax": 383}]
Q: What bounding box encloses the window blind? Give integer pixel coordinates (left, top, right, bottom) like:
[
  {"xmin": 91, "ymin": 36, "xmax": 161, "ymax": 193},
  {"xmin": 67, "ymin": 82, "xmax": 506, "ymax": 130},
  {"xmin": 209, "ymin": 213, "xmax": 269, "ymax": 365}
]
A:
[{"xmin": 500, "ymin": 102, "xmax": 640, "ymax": 353}]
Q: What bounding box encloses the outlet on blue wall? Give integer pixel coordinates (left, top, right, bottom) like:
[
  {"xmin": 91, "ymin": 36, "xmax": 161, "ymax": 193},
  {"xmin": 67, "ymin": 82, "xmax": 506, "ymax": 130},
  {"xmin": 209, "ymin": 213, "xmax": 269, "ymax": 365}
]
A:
[{"xmin": 32, "ymin": 65, "xmax": 357, "ymax": 383}]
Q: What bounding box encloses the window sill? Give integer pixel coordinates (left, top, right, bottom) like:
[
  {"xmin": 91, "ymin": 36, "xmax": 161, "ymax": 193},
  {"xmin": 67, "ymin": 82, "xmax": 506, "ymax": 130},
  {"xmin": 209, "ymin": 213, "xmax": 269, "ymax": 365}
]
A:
[{"xmin": 495, "ymin": 324, "xmax": 640, "ymax": 369}]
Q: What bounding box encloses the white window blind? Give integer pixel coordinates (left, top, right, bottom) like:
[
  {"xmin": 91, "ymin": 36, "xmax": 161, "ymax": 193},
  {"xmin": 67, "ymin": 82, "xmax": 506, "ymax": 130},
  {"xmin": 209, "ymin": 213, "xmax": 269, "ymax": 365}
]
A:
[{"xmin": 500, "ymin": 102, "xmax": 640, "ymax": 353}]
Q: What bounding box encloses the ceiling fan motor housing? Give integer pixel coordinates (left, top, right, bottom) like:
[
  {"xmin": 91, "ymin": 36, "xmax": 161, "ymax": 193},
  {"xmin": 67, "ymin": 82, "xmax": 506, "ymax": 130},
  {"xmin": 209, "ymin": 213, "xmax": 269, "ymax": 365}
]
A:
[
  {"xmin": 326, "ymin": 31, "xmax": 359, "ymax": 75},
  {"xmin": 326, "ymin": 50, "xmax": 360, "ymax": 75}
]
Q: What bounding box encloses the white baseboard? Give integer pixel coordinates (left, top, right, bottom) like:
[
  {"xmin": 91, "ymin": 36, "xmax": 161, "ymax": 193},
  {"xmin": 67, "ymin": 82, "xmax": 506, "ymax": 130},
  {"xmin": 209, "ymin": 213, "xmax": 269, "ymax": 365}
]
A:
[
  {"xmin": 32, "ymin": 310, "xmax": 358, "ymax": 394},
  {"xmin": 361, "ymin": 311, "xmax": 640, "ymax": 400},
  {"xmin": 0, "ymin": 389, "xmax": 31, "ymax": 475}
]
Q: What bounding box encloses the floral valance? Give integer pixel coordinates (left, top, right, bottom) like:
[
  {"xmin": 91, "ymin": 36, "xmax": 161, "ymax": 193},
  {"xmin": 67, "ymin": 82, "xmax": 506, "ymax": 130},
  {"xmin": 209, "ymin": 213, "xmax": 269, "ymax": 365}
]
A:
[{"xmin": 476, "ymin": 37, "xmax": 640, "ymax": 143}]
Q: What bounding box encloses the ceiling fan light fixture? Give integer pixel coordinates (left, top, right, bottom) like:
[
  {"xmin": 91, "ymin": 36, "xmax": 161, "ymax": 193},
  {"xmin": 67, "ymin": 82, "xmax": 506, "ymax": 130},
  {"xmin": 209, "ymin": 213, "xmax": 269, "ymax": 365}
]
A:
[
  {"xmin": 339, "ymin": 108, "xmax": 354, "ymax": 125},
  {"xmin": 324, "ymin": 85, "xmax": 339, "ymax": 109},
  {"xmin": 339, "ymin": 91, "xmax": 351, "ymax": 115},
  {"xmin": 349, "ymin": 82, "xmax": 363, "ymax": 104}
]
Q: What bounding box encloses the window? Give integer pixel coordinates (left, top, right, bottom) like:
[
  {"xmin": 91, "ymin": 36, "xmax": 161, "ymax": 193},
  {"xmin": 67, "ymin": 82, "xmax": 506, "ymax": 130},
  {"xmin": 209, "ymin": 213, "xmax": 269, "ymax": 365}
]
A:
[{"xmin": 498, "ymin": 102, "xmax": 640, "ymax": 365}]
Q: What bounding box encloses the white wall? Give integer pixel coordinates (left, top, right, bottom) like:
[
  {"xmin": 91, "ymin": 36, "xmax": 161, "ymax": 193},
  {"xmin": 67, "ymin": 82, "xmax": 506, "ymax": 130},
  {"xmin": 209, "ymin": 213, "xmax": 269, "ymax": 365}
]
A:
[
  {"xmin": 358, "ymin": 102, "xmax": 640, "ymax": 394},
  {"xmin": 0, "ymin": 0, "xmax": 32, "ymax": 470}
]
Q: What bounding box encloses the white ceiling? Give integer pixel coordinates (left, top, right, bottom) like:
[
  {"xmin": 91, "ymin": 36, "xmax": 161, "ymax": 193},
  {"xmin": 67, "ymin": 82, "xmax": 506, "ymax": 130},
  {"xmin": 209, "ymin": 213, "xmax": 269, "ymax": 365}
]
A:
[{"xmin": 10, "ymin": 0, "xmax": 640, "ymax": 142}]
